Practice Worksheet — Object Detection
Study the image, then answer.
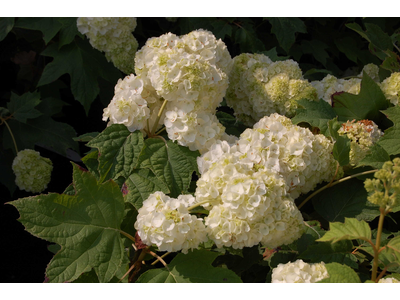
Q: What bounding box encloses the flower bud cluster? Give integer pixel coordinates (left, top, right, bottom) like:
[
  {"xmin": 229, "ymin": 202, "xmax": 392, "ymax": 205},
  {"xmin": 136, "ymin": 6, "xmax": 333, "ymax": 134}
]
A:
[
  {"xmin": 134, "ymin": 191, "xmax": 208, "ymax": 253},
  {"xmin": 225, "ymin": 53, "xmax": 318, "ymax": 126},
  {"xmin": 380, "ymin": 72, "xmax": 400, "ymax": 106},
  {"xmin": 77, "ymin": 17, "xmax": 138, "ymax": 74},
  {"xmin": 12, "ymin": 149, "xmax": 53, "ymax": 193},
  {"xmin": 271, "ymin": 259, "xmax": 329, "ymax": 283},
  {"xmin": 364, "ymin": 158, "xmax": 400, "ymax": 210},
  {"xmin": 338, "ymin": 119, "xmax": 383, "ymax": 166},
  {"xmin": 133, "ymin": 29, "xmax": 232, "ymax": 153}
]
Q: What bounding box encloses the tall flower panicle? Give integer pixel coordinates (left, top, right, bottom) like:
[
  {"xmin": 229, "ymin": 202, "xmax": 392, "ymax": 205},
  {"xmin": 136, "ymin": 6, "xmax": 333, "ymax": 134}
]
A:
[
  {"xmin": 77, "ymin": 17, "xmax": 138, "ymax": 74},
  {"xmin": 271, "ymin": 259, "xmax": 329, "ymax": 283},
  {"xmin": 12, "ymin": 149, "xmax": 53, "ymax": 193}
]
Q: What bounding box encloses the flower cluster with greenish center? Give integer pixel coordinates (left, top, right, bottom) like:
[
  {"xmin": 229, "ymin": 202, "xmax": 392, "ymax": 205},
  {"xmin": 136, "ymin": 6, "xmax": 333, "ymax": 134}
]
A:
[
  {"xmin": 77, "ymin": 17, "xmax": 138, "ymax": 74},
  {"xmin": 380, "ymin": 72, "xmax": 400, "ymax": 106},
  {"xmin": 378, "ymin": 277, "xmax": 400, "ymax": 283},
  {"xmin": 225, "ymin": 53, "xmax": 318, "ymax": 126},
  {"xmin": 364, "ymin": 158, "xmax": 400, "ymax": 210},
  {"xmin": 338, "ymin": 119, "xmax": 383, "ymax": 166},
  {"xmin": 12, "ymin": 149, "xmax": 53, "ymax": 193},
  {"xmin": 271, "ymin": 259, "xmax": 329, "ymax": 283},
  {"xmin": 134, "ymin": 192, "xmax": 207, "ymax": 254}
]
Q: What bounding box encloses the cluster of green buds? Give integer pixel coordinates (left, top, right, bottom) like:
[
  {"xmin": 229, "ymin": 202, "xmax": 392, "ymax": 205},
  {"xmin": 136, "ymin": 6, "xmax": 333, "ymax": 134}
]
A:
[{"xmin": 364, "ymin": 158, "xmax": 400, "ymax": 211}]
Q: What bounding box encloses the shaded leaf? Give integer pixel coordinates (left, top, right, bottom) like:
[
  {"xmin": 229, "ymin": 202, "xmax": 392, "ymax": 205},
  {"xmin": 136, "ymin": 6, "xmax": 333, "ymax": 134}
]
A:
[
  {"xmin": 216, "ymin": 111, "xmax": 248, "ymax": 137},
  {"xmin": 317, "ymin": 262, "xmax": 361, "ymax": 283},
  {"xmin": 292, "ymin": 99, "xmax": 336, "ymax": 135},
  {"xmin": 296, "ymin": 220, "xmax": 326, "ymax": 255},
  {"xmin": 87, "ymin": 125, "xmax": 144, "ymax": 183},
  {"xmin": 357, "ymin": 143, "xmax": 390, "ymax": 169},
  {"xmin": 267, "ymin": 17, "xmax": 306, "ymax": 53},
  {"xmin": 81, "ymin": 150, "xmax": 100, "ymax": 180},
  {"xmin": 58, "ymin": 17, "xmax": 82, "ymax": 48},
  {"xmin": 124, "ymin": 168, "xmax": 169, "ymax": 210},
  {"xmin": 7, "ymin": 91, "xmax": 42, "ymax": 123},
  {"xmin": 328, "ymin": 118, "xmax": 351, "ymax": 166},
  {"xmin": 0, "ymin": 17, "xmax": 14, "ymax": 41},
  {"xmin": 261, "ymin": 47, "xmax": 289, "ymax": 62},
  {"xmin": 211, "ymin": 19, "xmax": 233, "ymax": 40},
  {"xmin": 381, "ymin": 50, "xmax": 400, "ymax": 73},
  {"xmin": 317, "ymin": 218, "xmax": 372, "ymax": 243},
  {"xmin": 138, "ymin": 138, "xmax": 199, "ymax": 198},
  {"xmin": 378, "ymin": 236, "xmax": 400, "ymax": 272},
  {"xmin": 136, "ymin": 249, "xmax": 242, "ymax": 283},
  {"xmin": 332, "ymin": 73, "xmax": 389, "ymax": 122},
  {"xmin": 378, "ymin": 106, "xmax": 400, "ymax": 156},
  {"xmin": 3, "ymin": 116, "xmax": 78, "ymax": 156},
  {"xmin": 36, "ymin": 97, "xmax": 68, "ymax": 117},
  {"xmin": 334, "ymin": 36, "xmax": 361, "ymax": 64},
  {"xmin": 301, "ymin": 40, "xmax": 329, "ymax": 67},
  {"xmin": 299, "ymin": 240, "xmax": 358, "ymax": 269},
  {"xmin": 37, "ymin": 39, "xmax": 122, "ymax": 114},
  {"xmin": 234, "ymin": 23, "xmax": 265, "ymax": 53},
  {"xmin": 8, "ymin": 164, "xmax": 128, "ymax": 283},
  {"xmin": 312, "ymin": 179, "xmax": 380, "ymax": 223},
  {"xmin": 14, "ymin": 17, "xmax": 63, "ymax": 44}
]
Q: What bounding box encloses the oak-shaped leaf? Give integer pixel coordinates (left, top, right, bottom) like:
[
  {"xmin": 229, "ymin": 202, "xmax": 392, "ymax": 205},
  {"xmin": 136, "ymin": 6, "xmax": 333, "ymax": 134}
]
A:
[
  {"xmin": 332, "ymin": 73, "xmax": 388, "ymax": 123},
  {"xmin": 137, "ymin": 138, "xmax": 199, "ymax": 198},
  {"xmin": 86, "ymin": 124, "xmax": 145, "ymax": 183},
  {"xmin": 317, "ymin": 218, "xmax": 372, "ymax": 244},
  {"xmin": 378, "ymin": 106, "xmax": 400, "ymax": 156},
  {"xmin": 37, "ymin": 39, "xmax": 122, "ymax": 114},
  {"xmin": 8, "ymin": 163, "xmax": 128, "ymax": 283},
  {"xmin": 136, "ymin": 249, "xmax": 242, "ymax": 283},
  {"xmin": 317, "ymin": 262, "xmax": 361, "ymax": 283},
  {"xmin": 7, "ymin": 91, "xmax": 42, "ymax": 123}
]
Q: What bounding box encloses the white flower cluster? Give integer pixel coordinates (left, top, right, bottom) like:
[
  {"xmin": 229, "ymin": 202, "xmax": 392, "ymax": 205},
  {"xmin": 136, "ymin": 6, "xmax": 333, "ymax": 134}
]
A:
[
  {"xmin": 380, "ymin": 72, "xmax": 400, "ymax": 106},
  {"xmin": 271, "ymin": 259, "xmax": 329, "ymax": 283},
  {"xmin": 77, "ymin": 17, "xmax": 138, "ymax": 74},
  {"xmin": 225, "ymin": 53, "xmax": 318, "ymax": 126},
  {"xmin": 134, "ymin": 191, "xmax": 207, "ymax": 253},
  {"xmin": 193, "ymin": 113, "xmax": 338, "ymax": 249},
  {"xmin": 378, "ymin": 277, "xmax": 400, "ymax": 283},
  {"xmin": 12, "ymin": 149, "xmax": 53, "ymax": 193},
  {"xmin": 311, "ymin": 64, "xmax": 380, "ymax": 105},
  {"xmin": 338, "ymin": 119, "xmax": 383, "ymax": 166},
  {"xmin": 102, "ymin": 74, "xmax": 162, "ymax": 133},
  {"xmin": 132, "ymin": 29, "xmax": 232, "ymax": 153}
]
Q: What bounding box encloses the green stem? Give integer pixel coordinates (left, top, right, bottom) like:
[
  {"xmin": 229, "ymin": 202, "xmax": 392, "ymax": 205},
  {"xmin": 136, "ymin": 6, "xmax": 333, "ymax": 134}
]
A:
[
  {"xmin": 2, "ymin": 118, "xmax": 18, "ymax": 154},
  {"xmin": 150, "ymin": 98, "xmax": 168, "ymax": 136},
  {"xmin": 298, "ymin": 169, "xmax": 378, "ymax": 209},
  {"xmin": 371, "ymin": 207, "xmax": 386, "ymax": 282},
  {"xmin": 119, "ymin": 229, "xmax": 136, "ymax": 244}
]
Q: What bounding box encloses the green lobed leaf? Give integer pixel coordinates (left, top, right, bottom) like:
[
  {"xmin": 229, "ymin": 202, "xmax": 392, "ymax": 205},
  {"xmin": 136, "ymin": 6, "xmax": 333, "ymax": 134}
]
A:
[
  {"xmin": 334, "ymin": 36, "xmax": 361, "ymax": 64},
  {"xmin": 381, "ymin": 50, "xmax": 400, "ymax": 73},
  {"xmin": 138, "ymin": 138, "xmax": 199, "ymax": 198},
  {"xmin": 37, "ymin": 39, "xmax": 122, "ymax": 114},
  {"xmin": 210, "ymin": 19, "xmax": 233, "ymax": 40},
  {"xmin": 357, "ymin": 143, "xmax": 390, "ymax": 169},
  {"xmin": 58, "ymin": 17, "xmax": 82, "ymax": 48},
  {"xmin": 301, "ymin": 39, "xmax": 329, "ymax": 67},
  {"xmin": 7, "ymin": 91, "xmax": 42, "ymax": 123},
  {"xmin": 328, "ymin": 118, "xmax": 351, "ymax": 166},
  {"xmin": 3, "ymin": 116, "xmax": 78, "ymax": 156},
  {"xmin": 291, "ymin": 98, "xmax": 337, "ymax": 135},
  {"xmin": 317, "ymin": 262, "xmax": 361, "ymax": 283},
  {"xmin": 124, "ymin": 168, "xmax": 169, "ymax": 210},
  {"xmin": 73, "ymin": 132, "xmax": 100, "ymax": 143},
  {"xmin": 332, "ymin": 73, "xmax": 389, "ymax": 123},
  {"xmin": 14, "ymin": 17, "xmax": 63, "ymax": 44},
  {"xmin": 81, "ymin": 150, "xmax": 100, "ymax": 180},
  {"xmin": 234, "ymin": 22, "xmax": 265, "ymax": 53},
  {"xmin": 377, "ymin": 236, "xmax": 400, "ymax": 272},
  {"xmin": 36, "ymin": 97, "xmax": 68, "ymax": 117},
  {"xmin": 267, "ymin": 17, "xmax": 307, "ymax": 53},
  {"xmin": 8, "ymin": 163, "xmax": 128, "ymax": 283},
  {"xmin": 87, "ymin": 125, "xmax": 145, "ymax": 183},
  {"xmin": 378, "ymin": 106, "xmax": 400, "ymax": 156},
  {"xmin": 0, "ymin": 17, "xmax": 14, "ymax": 41},
  {"xmin": 136, "ymin": 249, "xmax": 242, "ymax": 283},
  {"xmin": 261, "ymin": 47, "xmax": 290, "ymax": 62},
  {"xmin": 299, "ymin": 240, "xmax": 358, "ymax": 269},
  {"xmin": 317, "ymin": 218, "xmax": 372, "ymax": 244},
  {"xmin": 312, "ymin": 179, "xmax": 380, "ymax": 223}
]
